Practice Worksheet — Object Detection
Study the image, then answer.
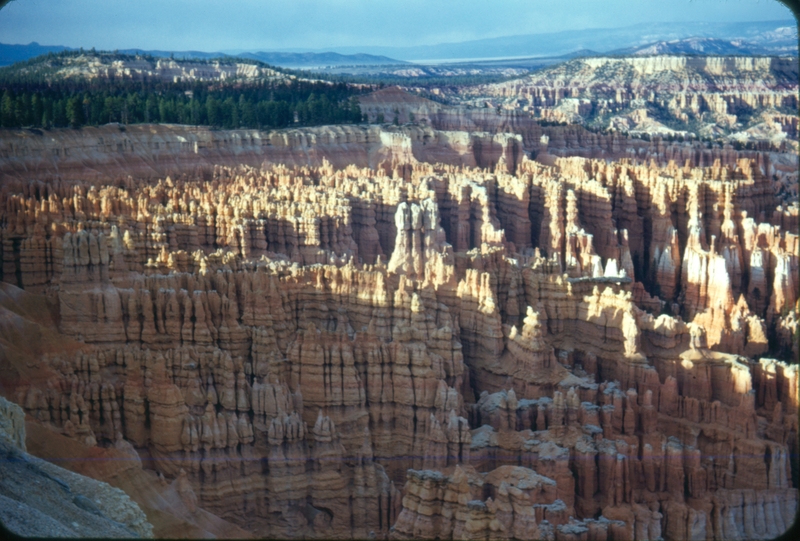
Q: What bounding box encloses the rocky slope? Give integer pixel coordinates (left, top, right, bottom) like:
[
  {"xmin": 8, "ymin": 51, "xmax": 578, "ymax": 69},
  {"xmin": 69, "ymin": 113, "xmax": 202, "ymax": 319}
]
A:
[
  {"xmin": 362, "ymin": 87, "xmax": 798, "ymax": 154},
  {"xmin": 359, "ymin": 87, "xmax": 798, "ymax": 201},
  {"xmin": 0, "ymin": 122, "xmax": 797, "ymax": 539},
  {"xmin": 0, "ymin": 395, "xmax": 153, "ymax": 538},
  {"xmin": 445, "ymin": 55, "xmax": 799, "ymax": 142},
  {"xmin": 0, "ymin": 280, "xmax": 262, "ymax": 538}
]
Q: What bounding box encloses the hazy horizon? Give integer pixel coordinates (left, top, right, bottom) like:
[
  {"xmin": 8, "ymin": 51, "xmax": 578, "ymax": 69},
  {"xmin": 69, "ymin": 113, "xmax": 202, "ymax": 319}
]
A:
[{"xmin": 0, "ymin": 0, "xmax": 795, "ymax": 53}]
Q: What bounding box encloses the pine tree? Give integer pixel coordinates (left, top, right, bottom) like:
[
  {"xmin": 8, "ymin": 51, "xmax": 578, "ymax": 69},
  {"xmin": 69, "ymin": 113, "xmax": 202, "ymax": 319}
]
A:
[
  {"xmin": 126, "ymin": 94, "xmax": 141, "ymax": 124},
  {"xmin": 348, "ymin": 97, "xmax": 361, "ymax": 123},
  {"xmin": 1, "ymin": 90, "xmax": 15, "ymax": 127},
  {"xmin": 222, "ymin": 96, "xmax": 237, "ymax": 128},
  {"xmin": 41, "ymin": 97, "xmax": 52, "ymax": 127},
  {"xmin": 53, "ymin": 99, "xmax": 67, "ymax": 127},
  {"xmin": 144, "ymin": 95, "xmax": 157, "ymax": 123},
  {"xmin": 239, "ymin": 95, "xmax": 255, "ymax": 128},
  {"xmin": 206, "ymin": 96, "xmax": 220, "ymax": 127},
  {"xmin": 90, "ymin": 94, "xmax": 104, "ymax": 124},
  {"xmin": 82, "ymin": 94, "xmax": 92, "ymax": 124},
  {"xmin": 190, "ymin": 98, "xmax": 201, "ymax": 125},
  {"xmin": 66, "ymin": 96, "xmax": 85, "ymax": 127},
  {"xmin": 31, "ymin": 93, "xmax": 43, "ymax": 127},
  {"xmin": 19, "ymin": 93, "xmax": 32, "ymax": 126},
  {"xmin": 158, "ymin": 98, "xmax": 168, "ymax": 123}
]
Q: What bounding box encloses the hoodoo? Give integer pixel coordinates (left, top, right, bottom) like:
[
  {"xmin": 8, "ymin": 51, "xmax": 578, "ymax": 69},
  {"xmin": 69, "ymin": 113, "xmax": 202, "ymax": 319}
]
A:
[
  {"xmin": 0, "ymin": 115, "xmax": 796, "ymax": 538},
  {"xmin": 0, "ymin": 5, "xmax": 797, "ymax": 538}
]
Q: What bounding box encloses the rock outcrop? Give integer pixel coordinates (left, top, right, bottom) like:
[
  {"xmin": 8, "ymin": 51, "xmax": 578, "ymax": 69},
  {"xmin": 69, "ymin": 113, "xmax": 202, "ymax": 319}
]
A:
[
  {"xmin": 0, "ymin": 395, "xmax": 154, "ymax": 538},
  {"xmin": 448, "ymin": 56, "xmax": 799, "ymax": 144},
  {"xmin": 0, "ymin": 121, "xmax": 796, "ymax": 540}
]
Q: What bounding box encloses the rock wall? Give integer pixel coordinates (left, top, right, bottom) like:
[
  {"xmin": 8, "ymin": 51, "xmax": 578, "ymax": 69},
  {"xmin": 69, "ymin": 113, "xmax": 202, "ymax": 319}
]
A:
[
  {"xmin": 359, "ymin": 87, "xmax": 799, "ymax": 193},
  {"xmin": 0, "ymin": 124, "xmax": 797, "ymax": 539},
  {"xmin": 449, "ymin": 55, "xmax": 799, "ymax": 146},
  {"xmin": 0, "ymin": 123, "xmax": 521, "ymax": 184}
]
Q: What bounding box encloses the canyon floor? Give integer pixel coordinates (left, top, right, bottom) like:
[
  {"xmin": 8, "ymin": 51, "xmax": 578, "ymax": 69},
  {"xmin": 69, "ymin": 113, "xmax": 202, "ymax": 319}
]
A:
[{"xmin": 0, "ymin": 78, "xmax": 798, "ymax": 540}]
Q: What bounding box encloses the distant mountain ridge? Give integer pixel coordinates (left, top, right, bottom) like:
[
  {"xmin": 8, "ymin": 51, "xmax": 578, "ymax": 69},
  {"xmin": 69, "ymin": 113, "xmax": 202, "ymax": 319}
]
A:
[
  {"xmin": 237, "ymin": 51, "xmax": 405, "ymax": 67},
  {"xmin": 608, "ymin": 37, "xmax": 771, "ymax": 56},
  {"xmin": 328, "ymin": 19, "xmax": 798, "ymax": 61},
  {"xmin": 112, "ymin": 49, "xmax": 404, "ymax": 68},
  {"xmin": 0, "ymin": 44, "xmax": 404, "ymax": 68},
  {"xmin": 0, "ymin": 18, "xmax": 795, "ymax": 68},
  {"xmin": 0, "ymin": 41, "xmax": 70, "ymax": 66}
]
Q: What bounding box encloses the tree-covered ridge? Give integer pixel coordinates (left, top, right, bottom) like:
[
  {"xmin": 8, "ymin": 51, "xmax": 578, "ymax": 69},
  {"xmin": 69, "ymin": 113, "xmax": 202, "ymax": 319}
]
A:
[
  {"xmin": 0, "ymin": 49, "xmax": 290, "ymax": 84},
  {"xmin": 283, "ymin": 68, "xmax": 529, "ymax": 89},
  {"xmin": 0, "ymin": 50, "xmax": 367, "ymax": 130},
  {"xmin": 0, "ymin": 78, "xmax": 366, "ymax": 129}
]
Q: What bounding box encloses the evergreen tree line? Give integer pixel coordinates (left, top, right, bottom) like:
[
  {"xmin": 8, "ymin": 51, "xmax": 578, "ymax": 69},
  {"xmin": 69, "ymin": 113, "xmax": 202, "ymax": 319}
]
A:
[
  {"xmin": 282, "ymin": 69, "xmax": 526, "ymax": 89},
  {"xmin": 0, "ymin": 79, "xmax": 365, "ymax": 129}
]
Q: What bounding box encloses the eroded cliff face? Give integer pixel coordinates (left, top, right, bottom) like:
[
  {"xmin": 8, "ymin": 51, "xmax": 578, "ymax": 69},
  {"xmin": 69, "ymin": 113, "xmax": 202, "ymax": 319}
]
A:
[
  {"xmin": 446, "ymin": 55, "xmax": 799, "ymax": 144},
  {"xmin": 0, "ymin": 123, "xmax": 522, "ymax": 183},
  {"xmin": 0, "ymin": 123, "xmax": 797, "ymax": 540},
  {"xmin": 359, "ymin": 87, "xmax": 799, "ymax": 200}
]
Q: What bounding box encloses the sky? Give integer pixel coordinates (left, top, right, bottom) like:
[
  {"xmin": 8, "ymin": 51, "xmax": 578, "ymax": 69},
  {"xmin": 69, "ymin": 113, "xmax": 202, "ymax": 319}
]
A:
[{"xmin": 0, "ymin": 0, "xmax": 795, "ymax": 52}]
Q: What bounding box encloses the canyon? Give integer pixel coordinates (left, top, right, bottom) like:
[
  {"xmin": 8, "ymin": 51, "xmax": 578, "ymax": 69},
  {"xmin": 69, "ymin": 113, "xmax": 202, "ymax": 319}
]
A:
[
  {"xmin": 0, "ymin": 85, "xmax": 798, "ymax": 540},
  {"xmin": 429, "ymin": 55, "xmax": 799, "ymax": 145}
]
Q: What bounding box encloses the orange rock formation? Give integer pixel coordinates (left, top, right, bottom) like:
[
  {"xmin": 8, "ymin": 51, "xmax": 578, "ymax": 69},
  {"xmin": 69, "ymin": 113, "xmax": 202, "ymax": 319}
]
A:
[{"xmin": 0, "ymin": 121, "xmax": 796, "ymax": 539}]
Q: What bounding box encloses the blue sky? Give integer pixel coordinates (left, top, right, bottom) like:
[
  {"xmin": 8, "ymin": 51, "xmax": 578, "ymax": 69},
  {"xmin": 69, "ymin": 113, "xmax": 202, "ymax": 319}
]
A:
[{"xmin": 0, "ymin": 0, "xmax": 795, "ymax": 51}]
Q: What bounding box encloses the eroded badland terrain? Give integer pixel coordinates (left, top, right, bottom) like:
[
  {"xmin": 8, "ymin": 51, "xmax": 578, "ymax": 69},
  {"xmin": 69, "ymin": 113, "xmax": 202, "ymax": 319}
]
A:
[{"xmin": 0, "ymin": 51, "xmax": 798, "ymax": 540}]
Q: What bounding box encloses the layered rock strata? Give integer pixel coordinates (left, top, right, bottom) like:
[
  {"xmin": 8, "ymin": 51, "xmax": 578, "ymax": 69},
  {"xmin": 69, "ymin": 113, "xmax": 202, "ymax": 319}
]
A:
[
  {"xmin": 360, "ymin": 87, "xmax": 799, "ymax": 197},
  {"xmin": 448, "ymin": 56, "xmax": 799, "ymax": 144},
  {"xmin": 0, "ymin": 124, "xmax": 522, "ymax": 183},
  {"xmin": 0, "ymin": 123, "xmax": 797, "ymax": 539}
]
